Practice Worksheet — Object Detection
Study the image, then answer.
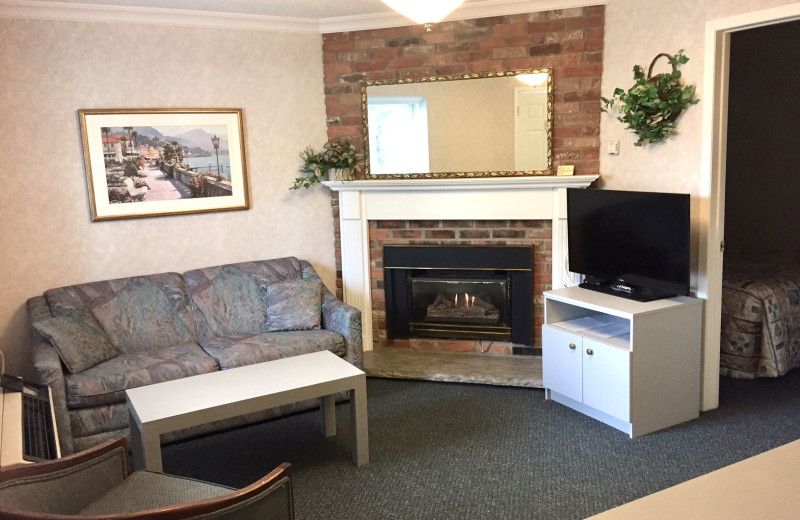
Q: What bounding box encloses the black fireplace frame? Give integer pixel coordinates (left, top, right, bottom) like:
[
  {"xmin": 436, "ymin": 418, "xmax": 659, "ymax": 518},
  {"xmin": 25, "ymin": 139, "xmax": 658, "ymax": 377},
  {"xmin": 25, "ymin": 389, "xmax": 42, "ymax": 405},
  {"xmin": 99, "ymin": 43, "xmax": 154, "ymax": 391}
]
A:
[{"xmin": 384, "ymin": 245, "xmax": 534, "ymax": 345}]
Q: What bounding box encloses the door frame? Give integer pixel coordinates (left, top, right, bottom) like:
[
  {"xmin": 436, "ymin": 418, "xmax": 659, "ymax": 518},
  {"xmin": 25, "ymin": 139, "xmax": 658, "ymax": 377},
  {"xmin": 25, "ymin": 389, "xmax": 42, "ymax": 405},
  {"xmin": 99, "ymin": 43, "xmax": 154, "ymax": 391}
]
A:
[{"xmin": 699, "ymin": 2, "xmax": 800, "ymax": 411}]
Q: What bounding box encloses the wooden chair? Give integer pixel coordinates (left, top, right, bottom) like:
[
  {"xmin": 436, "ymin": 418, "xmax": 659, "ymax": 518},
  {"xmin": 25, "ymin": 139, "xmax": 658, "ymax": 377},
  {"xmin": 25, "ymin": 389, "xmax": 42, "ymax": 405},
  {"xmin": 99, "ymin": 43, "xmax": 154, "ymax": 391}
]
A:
[{"xmin": 0, "ymin": 437, "xmax": 294, "ymax": 519}]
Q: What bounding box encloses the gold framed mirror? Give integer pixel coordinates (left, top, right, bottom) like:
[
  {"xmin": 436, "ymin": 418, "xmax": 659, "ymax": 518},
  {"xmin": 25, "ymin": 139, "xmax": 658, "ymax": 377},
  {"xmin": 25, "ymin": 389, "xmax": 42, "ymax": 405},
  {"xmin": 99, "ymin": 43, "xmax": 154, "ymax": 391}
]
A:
[{"xmin": 362, "ymin": 69, "xmax": 552, "ymax": 179}]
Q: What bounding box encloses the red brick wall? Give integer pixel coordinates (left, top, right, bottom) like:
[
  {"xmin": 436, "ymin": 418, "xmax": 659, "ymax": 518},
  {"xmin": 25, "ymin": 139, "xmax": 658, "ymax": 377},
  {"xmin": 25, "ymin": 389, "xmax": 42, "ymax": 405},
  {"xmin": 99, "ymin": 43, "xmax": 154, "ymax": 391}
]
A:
[
  {"xmin": 322, "ymin": 6, "xmax": 604, "ymax": 175},
  {"xmin": 369, "ymin": 220, "xmax": 551, "ymax": 354},
  {"xmin": 322, "ymin": 7, "xmax": 603, "ymax": 355}
]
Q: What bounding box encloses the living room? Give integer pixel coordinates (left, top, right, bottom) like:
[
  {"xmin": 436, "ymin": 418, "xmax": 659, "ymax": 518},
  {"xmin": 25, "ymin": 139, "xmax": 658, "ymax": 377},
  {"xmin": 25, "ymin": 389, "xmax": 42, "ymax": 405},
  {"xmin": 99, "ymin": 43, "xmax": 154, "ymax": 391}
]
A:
[{"xmin": 2, "ymin": 0, "xmax": 800, "ymax": 518}]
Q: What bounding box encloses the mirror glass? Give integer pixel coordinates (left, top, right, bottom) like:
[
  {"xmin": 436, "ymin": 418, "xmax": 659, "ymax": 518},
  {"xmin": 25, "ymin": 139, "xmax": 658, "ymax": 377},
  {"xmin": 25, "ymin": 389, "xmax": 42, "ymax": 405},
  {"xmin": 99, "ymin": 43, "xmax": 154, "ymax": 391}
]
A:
[{"xmin": 362, "ymin": 69, "xmax": 552, "ymax": 179}]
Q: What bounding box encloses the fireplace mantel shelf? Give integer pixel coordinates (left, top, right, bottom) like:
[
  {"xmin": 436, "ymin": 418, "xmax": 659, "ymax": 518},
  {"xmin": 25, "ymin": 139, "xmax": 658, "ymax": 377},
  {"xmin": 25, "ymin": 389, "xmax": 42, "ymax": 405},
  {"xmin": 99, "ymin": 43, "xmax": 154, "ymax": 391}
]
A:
[
  {"xmin": 326, "ymin": 173, "xmax": 599, "ymax": 351},
  {"xmin": 323, "ymin": 174, "xmax": 598, "ymax": 192}
]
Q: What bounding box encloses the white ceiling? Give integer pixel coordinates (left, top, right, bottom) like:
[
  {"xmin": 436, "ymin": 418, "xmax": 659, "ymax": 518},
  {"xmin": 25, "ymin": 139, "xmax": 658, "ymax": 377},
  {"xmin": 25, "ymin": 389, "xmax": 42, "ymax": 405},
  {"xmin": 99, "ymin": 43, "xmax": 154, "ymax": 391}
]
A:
[{"xmin": 2, "ymin": 0, "xmax": 605, "ymax": 32}]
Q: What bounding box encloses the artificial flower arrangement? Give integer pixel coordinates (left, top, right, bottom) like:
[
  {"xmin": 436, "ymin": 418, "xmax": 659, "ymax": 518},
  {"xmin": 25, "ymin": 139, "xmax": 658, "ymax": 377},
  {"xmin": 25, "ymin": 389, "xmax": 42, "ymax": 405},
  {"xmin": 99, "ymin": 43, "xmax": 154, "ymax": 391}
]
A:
[
  {"xmin": 601, "ymin": 51, "xmax": 699, "ymax": 146},
  {"xmin": 290, "ymin": 140, "xmax": 361, "ymax": 190}
]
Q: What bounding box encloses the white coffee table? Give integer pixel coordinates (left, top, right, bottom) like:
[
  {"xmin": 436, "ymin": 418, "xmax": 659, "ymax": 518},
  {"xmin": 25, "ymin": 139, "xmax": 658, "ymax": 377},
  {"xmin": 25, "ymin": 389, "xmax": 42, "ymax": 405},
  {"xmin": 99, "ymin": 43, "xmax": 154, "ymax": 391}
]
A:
[{"xmin": 125, "ymin": 350, "xmax": 368, "ymax": 472}]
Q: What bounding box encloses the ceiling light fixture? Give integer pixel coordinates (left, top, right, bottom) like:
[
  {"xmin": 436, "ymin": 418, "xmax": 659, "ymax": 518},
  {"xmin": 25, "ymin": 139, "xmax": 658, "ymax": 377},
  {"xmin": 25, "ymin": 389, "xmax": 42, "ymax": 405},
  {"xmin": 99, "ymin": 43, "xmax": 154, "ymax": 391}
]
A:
[{"xmin": 380, "ymin": 0, "xmax": 465, "ymax": 31}]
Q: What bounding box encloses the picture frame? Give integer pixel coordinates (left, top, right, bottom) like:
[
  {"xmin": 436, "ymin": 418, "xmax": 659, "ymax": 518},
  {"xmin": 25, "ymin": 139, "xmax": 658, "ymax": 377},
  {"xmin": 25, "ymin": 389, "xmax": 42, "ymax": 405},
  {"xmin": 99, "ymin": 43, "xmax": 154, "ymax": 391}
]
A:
[{"xmin": 79, "ymin": 108, "xmax": 250, "ymax": 221}]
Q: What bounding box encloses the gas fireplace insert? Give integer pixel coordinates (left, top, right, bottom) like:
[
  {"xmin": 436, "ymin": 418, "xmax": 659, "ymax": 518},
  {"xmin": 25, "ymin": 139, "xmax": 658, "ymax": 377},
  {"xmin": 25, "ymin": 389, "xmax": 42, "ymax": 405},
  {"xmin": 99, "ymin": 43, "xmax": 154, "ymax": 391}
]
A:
[{"xmin": 383, "ymin": 245, "xmax": 534, "ymax": 345}]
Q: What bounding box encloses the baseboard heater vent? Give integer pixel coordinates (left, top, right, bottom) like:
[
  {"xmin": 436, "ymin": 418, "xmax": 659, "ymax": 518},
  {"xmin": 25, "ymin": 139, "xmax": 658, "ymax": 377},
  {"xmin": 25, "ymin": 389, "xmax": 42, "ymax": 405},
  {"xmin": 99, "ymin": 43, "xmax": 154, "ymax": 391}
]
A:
[{"xmin": 22, "ymin": 390, "xmax": 59, "ymax": 462}]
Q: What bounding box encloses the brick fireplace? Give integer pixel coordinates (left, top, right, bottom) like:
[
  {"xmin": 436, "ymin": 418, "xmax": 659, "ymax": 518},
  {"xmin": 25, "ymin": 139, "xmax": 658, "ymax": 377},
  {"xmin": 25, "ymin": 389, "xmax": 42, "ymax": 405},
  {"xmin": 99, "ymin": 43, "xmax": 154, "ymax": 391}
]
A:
[
  {"xmin": 325, "ymin": 175, "xmax": 598, "ymax": 356},
  {"xmin": 373, "ymin": 225, "xmax": 544, "ymax": 355},
  {"xmin": 320, "ymin": 6, "xmax": 604, "ymax": 360}
]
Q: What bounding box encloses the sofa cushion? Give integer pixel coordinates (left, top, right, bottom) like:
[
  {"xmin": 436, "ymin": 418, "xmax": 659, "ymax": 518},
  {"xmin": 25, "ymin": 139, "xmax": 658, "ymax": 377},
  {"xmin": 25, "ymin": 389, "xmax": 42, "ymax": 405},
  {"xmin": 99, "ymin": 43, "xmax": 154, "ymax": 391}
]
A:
[
  {"xmin": 183, "ymin": 264, "xmax": 269, "ymax": 338},
  {"xmin": 64, "ymin": 343, "xmax": 219, "ymax": 408},
  {"xmin": 69, "ymin": 402, "xmax": 130, "ymax": 438},
  {"xmin": 184, "ymin": 257, "xmax": 306, "ymax": 342},
  {"xmin": 200, "ymin": 330, "xmax": 346, "ymax": 370},
  {"xmin": 44, "ymin": 274, "xmax": 196, "ymax": 354},
  {"xmin": 32, "ymin": 309, "xmax": 120, "ymax": 373},
  {"xmin": 264, "ymin": 279, "xmax": 322, "ymax": 332}
]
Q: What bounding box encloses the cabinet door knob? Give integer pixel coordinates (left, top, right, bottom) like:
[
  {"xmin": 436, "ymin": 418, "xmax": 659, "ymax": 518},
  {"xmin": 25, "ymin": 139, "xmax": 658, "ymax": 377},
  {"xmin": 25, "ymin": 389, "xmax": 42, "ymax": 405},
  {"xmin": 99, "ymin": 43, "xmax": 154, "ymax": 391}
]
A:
[
  {"xmin": 569, "ymin": 343, "xmax": 577, "ymax": 350},
  {"xmin": 586, "ymin": 348, "xmax": 594, "ymax": 356}
]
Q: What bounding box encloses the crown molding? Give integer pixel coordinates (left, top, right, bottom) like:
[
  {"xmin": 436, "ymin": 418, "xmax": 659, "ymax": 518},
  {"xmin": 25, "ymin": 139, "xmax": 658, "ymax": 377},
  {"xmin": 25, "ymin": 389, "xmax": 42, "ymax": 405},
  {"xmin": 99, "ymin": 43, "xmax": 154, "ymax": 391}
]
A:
[
  {"xmin": 1, "ymin": 0, "xmax": 608, "ymax": 34},
  {"xmin": 0, "ymin": 0, "xmax": 322, "ymax": 32}
]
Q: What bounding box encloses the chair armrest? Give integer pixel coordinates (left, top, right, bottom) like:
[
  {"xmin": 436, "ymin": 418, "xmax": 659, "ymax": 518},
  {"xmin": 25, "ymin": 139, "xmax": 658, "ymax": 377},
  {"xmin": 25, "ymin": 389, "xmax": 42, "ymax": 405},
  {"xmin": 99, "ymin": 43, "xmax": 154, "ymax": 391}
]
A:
[
  {"xmin": 207, "ymin": 462, "xmax": 295, "ymax": 520},
  {"xmin": 176, "ymin": 462, "xmax": 294, "ymax": 520},
  {"xmin": 27, "ymin": 296, "xmax": 74, "ymax": 455},
  {"xmin": 301, "ymin": 261, "xmax": 363, "ymax": 369},
  {"xmin": 0, "ymin": 437, "xmax": 130, "ymax": 516},
  {"xmin": 82, "ymin": 462, "xmax": 294, "ymax": 519}
]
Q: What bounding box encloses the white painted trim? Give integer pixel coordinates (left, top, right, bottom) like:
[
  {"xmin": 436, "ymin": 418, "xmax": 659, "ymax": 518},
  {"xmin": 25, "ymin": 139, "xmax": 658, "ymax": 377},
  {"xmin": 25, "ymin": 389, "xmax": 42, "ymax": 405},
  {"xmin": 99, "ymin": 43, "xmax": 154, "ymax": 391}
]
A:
[
  {"xmin": 0, "ymin": 0, "xmax": 321, "ymax": 32},
  {"xmin": 700, "ymin": 1, "xmax": 800, "ymax": 411},
  {"xmin": 1, "ymin": 0, "xmax": 608, "ymax": 33},
  {"xmin": 326, "ymin": 175, "xmax": 599, "ymax": 192}
]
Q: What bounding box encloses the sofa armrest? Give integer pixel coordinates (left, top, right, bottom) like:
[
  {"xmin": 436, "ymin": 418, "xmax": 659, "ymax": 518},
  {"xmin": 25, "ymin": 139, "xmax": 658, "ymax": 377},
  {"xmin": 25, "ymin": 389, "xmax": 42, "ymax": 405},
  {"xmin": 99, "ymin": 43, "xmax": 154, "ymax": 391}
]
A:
[
  {"xmin": 300, "ymin": 261, "xmax": 363, "ymax": 369},
  {"xmin": 321, "ymin": 293, "xmax": 363, "ymax": 369},
  {"xmin": 27, "ymin": 296, "xmax": 75, "ymax": 456}
]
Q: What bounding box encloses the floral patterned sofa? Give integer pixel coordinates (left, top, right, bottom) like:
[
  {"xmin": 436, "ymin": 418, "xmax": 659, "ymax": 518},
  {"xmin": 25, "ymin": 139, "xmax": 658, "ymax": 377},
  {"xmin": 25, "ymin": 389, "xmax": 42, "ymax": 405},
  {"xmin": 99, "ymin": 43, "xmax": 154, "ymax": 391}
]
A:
[{"xmin": 26, "ymin": 257, "xmax": 362, "ymax": 455}]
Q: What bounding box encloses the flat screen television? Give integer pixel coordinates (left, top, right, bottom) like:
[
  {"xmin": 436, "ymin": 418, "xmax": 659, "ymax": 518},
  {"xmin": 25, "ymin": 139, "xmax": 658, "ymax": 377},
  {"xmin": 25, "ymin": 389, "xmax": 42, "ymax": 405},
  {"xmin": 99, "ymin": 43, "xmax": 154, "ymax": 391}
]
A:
[{"xmin": 567, "ymin": 188, "xmax": 690, "ymax": 302}]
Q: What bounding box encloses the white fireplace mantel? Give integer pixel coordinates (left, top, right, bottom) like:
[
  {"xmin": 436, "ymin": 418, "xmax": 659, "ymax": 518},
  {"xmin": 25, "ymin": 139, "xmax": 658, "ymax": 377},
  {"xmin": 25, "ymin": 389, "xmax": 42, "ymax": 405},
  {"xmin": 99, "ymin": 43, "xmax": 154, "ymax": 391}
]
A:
[{"xmin": 323, "ymin": 175, "xmax": 598, "ymax": 350}]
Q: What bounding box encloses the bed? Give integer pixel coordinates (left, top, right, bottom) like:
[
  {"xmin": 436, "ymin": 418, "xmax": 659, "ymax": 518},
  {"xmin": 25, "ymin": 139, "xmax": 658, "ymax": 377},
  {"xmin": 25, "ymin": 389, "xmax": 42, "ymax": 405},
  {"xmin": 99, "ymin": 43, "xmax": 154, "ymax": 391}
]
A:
[{"xmin": 720, "ymin": 251, "xmax": 800, "ymax": 378}]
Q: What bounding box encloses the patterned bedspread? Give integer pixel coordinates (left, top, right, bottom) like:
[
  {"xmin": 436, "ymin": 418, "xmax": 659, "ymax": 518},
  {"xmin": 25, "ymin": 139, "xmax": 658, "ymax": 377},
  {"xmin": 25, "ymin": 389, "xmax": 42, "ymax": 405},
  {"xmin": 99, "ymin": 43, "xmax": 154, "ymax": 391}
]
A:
[{"xmin": 721, "ymin": 253, "xmax": 800, "ymax": 378}]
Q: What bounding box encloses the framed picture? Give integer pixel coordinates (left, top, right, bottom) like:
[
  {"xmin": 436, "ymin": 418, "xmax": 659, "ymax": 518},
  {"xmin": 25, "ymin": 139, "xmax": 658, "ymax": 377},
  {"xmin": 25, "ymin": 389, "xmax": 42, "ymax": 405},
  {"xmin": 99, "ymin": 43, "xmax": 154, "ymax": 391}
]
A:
[{"xmin": 79, "ymin": 108, "xmax": 250, "ymax": 221}]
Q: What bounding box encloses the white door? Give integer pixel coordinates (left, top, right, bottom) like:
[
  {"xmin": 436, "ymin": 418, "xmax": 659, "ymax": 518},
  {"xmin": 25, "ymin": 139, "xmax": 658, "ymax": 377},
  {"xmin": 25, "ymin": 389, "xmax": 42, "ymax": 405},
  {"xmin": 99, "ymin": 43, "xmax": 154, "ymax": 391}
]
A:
[
  {"xmin": 582, "ymin": 339, "xmax": 630, "ymax": 421},
  {"xmin": 514, "ymin": 87, "xmax": 548, "ymax": 171},
  {"xmin": 542, "ymin": 325, "xmax": 583, "ymax": 402}
]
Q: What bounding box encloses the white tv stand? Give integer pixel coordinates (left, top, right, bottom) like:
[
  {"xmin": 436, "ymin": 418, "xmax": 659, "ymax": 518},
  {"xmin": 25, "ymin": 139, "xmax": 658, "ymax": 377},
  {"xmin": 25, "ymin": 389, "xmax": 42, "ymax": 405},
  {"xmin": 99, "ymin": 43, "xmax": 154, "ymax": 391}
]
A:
[{"xmin": 543, "ymin": 287, "xmax": 703, "ymax": 437}]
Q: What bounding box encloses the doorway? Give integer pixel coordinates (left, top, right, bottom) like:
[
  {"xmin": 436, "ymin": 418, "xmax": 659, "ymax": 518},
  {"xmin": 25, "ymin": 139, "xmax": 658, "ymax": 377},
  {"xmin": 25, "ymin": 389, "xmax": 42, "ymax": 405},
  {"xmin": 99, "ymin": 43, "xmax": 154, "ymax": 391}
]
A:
[{"xmin": 701, "ymin": 4, "xmax": 800, "ymax": 410}]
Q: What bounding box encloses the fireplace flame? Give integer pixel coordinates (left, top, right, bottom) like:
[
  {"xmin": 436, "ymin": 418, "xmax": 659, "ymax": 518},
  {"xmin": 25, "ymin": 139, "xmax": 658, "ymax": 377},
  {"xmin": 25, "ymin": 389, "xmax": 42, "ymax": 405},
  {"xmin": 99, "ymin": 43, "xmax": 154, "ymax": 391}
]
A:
[{"xmin": 454, "ymin": 292, "xmax": 476, "ymax": 307}]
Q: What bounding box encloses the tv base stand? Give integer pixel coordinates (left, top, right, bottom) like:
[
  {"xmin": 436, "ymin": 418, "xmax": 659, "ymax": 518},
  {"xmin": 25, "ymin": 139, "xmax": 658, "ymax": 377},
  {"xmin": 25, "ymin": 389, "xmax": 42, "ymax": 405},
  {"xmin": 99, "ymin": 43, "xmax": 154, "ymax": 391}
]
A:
[{"xmin": 543, "ymin": 287, "xmax": 703, "ymax": 437}]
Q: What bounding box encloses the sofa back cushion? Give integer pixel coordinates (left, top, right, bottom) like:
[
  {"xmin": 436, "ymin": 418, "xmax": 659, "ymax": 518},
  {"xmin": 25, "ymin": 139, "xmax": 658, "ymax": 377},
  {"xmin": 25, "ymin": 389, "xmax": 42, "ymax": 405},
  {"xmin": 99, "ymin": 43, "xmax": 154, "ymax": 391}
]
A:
[
  {"xmin": 264, "ymin": 279, "xmax": 323, "ymax": 332},
  {"xmin": 184, "ymin": 257, "xmax": 307, "ymax": 341},
  {"xmin": 44, "ymin": 273, "xmax": 196, "ymax": 354},
  {"xmin": 32, "ymin": 309, "xmax": 120, "ymax": 373}
]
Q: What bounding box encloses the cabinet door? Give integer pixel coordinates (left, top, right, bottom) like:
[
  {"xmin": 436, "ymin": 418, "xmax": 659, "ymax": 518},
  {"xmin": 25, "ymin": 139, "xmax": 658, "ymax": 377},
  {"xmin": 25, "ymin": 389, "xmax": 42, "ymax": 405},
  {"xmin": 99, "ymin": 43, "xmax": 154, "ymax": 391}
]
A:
[
  {"xmin": 582, "ymin": 339, "xmax": 630, "ymax": 421},
  {"xmin": 542, "ymin": 325, "xmax": 582, "ymax": 402}
]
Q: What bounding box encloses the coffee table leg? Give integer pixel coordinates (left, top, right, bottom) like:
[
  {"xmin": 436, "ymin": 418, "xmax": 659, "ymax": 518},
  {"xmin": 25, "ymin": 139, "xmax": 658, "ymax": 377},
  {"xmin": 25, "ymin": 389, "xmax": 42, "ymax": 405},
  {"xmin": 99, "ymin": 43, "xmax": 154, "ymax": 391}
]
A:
[
  {"xmin": 128, "ymin": 408, "xmax": 163, "ymax": 472},
  {"xmin": 320, "ymin": 394, "xmax": 336, "ymax": 437},
  {"xmin": 129, "ymin": 408, "xmax": 145, "ymax": 471},
  {"xmin": 350, "ymin": 376, "xmax": 369, "ymax": 466}
]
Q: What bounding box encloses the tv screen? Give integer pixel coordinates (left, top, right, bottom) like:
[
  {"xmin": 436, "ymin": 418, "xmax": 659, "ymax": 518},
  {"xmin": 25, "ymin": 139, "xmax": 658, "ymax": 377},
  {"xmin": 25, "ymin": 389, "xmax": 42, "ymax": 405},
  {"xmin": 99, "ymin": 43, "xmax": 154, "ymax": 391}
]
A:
[{"xmin": 567, "ymin": 188, "xmax": 690, "ymax": 301}]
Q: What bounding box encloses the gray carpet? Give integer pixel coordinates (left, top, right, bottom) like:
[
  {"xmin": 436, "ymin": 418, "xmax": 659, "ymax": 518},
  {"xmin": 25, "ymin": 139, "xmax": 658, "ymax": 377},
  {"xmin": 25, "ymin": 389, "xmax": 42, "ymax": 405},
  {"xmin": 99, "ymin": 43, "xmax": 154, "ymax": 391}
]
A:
[{"xmin": 163, "ymin": 372, "xmax": 800, "ymax": 519}]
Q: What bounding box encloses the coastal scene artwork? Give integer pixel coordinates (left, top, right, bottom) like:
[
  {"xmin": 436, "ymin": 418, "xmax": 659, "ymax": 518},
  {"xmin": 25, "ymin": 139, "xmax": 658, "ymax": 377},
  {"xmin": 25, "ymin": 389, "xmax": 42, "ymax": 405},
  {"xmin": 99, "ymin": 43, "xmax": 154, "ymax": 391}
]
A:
[{"xmin": 79, "ymin": 108, "xmax": 250, "ymax": 221}]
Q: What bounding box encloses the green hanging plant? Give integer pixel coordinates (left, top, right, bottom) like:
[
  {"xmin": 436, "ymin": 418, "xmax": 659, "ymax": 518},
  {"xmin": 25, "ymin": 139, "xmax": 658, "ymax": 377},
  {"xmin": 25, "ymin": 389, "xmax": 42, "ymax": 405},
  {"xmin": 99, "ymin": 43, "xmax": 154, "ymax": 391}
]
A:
[{"xmin": 601, "ymin": 51, "xmax": 699, "ymax": 146}]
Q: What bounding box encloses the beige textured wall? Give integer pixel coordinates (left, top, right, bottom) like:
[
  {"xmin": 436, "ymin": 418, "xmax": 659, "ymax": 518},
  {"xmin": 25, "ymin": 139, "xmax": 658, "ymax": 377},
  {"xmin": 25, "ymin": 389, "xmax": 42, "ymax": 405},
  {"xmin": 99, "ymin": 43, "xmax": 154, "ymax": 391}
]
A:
[
  {"xmin": 601, "ymin": 0, "xmax": 798, "ymax": 194},
  {"xmin": 0, "ymin": 19, "xmax": 331, "ymax": 377},
  {"xmin": 600, "ymin": 0, "xmax": 798, "ymax": 287}
]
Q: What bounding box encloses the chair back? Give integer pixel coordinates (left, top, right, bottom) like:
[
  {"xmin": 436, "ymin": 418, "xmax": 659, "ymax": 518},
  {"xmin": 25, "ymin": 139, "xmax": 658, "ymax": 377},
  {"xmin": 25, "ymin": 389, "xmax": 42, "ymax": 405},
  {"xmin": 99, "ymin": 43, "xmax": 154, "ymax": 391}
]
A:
[{"xmin": 0, "ymin": 437, "xmax": 294, "ymax": 519}]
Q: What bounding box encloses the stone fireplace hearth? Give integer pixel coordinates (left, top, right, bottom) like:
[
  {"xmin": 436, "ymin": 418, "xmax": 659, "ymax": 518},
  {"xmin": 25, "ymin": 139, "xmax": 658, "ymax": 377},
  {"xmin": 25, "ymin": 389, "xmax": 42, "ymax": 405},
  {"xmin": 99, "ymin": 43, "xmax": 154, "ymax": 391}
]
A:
[{"xmin": 324, "ymin": 175, "xmax": 597, "ymax": 385}]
